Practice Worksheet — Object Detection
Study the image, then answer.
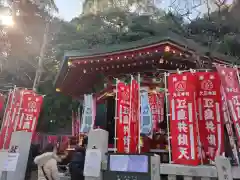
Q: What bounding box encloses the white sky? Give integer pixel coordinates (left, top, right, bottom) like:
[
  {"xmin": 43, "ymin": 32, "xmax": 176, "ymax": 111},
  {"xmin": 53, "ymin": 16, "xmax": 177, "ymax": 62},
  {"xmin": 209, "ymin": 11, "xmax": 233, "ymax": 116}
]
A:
[{"xmin": 55, "ymin": 0, "xmax": 82, "ymax": 21}]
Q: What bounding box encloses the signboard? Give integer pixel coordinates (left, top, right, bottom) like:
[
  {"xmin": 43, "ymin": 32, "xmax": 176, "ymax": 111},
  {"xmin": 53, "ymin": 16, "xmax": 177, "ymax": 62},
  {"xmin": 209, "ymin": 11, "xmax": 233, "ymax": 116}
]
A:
[
  {"xmin": 83, "ymin": 149, "xmax": 102, "ymax": 177},
  {"xmin": 3, "ymin": 153, "xmax": 19, "ymax": 172},
  {"xmin": 2, "ymin": 145, "xmax": 20, "ymax": 172},
  {"xmin": 0, "ymin": 151, "xmax": 8, "ymax": 171},
  {"xmin": 215, "ymin": 156, "xmax": 233, "ymax": 180}
]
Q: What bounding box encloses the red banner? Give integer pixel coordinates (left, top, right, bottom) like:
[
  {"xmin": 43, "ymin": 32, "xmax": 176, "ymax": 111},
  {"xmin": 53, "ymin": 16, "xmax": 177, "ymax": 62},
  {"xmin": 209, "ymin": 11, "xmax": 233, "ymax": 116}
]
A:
[
  {"xmin": 149, "ymin": 92, "xmax": 164, "ymax": 132},
  {"xmin": 221, "ymin": 88, "xmax": 239, "ymax": 164},
  {"xmin": 215, "ymin": 65, "xmax": 240, "ymax": 146},
  {"xmin": 4, "ymin": 89, "xmax": 23, "ymax": 149},
  {"xmin": 0, "ymin": 89, "xmax": 43, "ymax": 150},
  {"xmin": 61, "ymin": 136, "xmax": 69, "ymax": 144},
  {"xmin": 168, "ymin": 72, "xmax": 199, "ymax": 165},
  {"xmin": 17, "ymin": 90, "xmax": 43, "ymax": 133},
  {"xmin": 0, "ymin": 89, "xmax": 23, "ymax": 149},
  {"xmin": 129, "ymin": 79, "xmax": 140, "ymax": 153},
  {"xmin": 0, "ymin": 94, "xmax": 5, "ymax": 113},
  {"xmin": 116, "ymin": 81, "xmax": 130, "ymax": 153},
  {"xmin": 0, "ymin": 91, "xmax": 13, "ymax": 149},
  {"xmin": 196, "ymin": 72, "xmax": 224, "ymax": 161},
  {"xmin": 48, "ymin": 135, "xmax": 58, "ymax": 143},
  {"xmin": 32, "ymin": 132, "xmax": 40, "ymax": 143}
]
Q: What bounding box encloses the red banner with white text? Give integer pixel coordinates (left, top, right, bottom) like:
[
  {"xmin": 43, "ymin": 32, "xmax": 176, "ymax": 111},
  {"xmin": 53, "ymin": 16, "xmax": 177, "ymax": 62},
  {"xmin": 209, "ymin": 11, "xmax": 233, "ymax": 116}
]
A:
[
  {"xmin": 196, "ymin": 72, "xmax": 224, "ymax": 161},
  {"xmin": 17, "ymin": 90, "xmax": 43, "ymax": 133},
  {"xmin": 215, "ymin": 65, "xmax": 240, "ymax": 147},
  {"xmin": 149, "ymin": 92, "xmax": 164, "ymax": 132},
  {"xmin": 0, "ymin": 89, "xmax": 43, "ymax": 150},
  {"xmin": 0, "ymin": 89, "xmax": 23, "ymax": 149},
  {"xmin": 5, "ymin": 89, "xmax": 23, "ymax": 149},
  {"xmin": 168, "ymin": 72, "xmax": 199, "ymax": 165},
  {"xmin": 221, "ymin": 88, "xmax": 239, "ymax": 164},
  {"xmin": 129, "ymin": 79, "xmax": 140, "ymax": 153},
  {"xmin": 0, "ymin": 91, "xmax": 12, "ymax": 149},
  {"xmin": 116, "ymin": 81, "xmax": 130, "ymax": 153}
]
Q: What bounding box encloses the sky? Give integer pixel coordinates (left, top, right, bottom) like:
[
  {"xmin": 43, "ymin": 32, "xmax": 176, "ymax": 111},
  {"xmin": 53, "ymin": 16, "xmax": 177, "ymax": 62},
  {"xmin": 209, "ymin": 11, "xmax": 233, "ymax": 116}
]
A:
[{"xmin": 55, "ymin": 0, "xmax": 82, "ymax": 21}]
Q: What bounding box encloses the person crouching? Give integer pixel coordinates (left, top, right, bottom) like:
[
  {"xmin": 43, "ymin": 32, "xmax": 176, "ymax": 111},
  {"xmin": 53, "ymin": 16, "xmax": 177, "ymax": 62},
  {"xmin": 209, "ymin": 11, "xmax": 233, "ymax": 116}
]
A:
[{"xmin": 34, "ymin": 143, "xmax": 61, "ymax": 180}]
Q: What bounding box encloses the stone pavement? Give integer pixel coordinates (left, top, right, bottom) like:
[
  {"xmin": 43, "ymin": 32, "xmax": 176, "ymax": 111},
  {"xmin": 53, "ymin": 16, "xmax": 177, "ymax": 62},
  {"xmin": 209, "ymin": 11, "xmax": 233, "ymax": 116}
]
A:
[{"xmin": 30, "ymin": 171, "xmax": 70, "ymax": 180}]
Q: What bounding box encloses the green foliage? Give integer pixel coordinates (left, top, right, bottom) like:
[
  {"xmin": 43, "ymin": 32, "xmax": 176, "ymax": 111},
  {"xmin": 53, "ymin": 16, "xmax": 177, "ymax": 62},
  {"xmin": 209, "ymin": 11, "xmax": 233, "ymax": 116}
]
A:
[
  {"xmin": 36, "ymin": 80, "xmax": 79, "ymax": 133},
  {"xmin": 55, "ymin": 9, "xmax": 172, "ymax": 51},
  {"xmin": 0, "ymin": 1, "xmax": 75, "ymax": 133},
  {"xmin": 187, "ymin": 6, "xmax": 240, "ymax": 58}
]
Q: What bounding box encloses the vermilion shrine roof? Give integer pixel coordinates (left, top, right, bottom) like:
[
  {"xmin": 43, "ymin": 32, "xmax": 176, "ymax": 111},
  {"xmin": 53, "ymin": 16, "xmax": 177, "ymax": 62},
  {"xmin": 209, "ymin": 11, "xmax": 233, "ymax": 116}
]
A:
[{"xmin": 54, "ymin": 32, "xmax": 237, "ymax": 97}]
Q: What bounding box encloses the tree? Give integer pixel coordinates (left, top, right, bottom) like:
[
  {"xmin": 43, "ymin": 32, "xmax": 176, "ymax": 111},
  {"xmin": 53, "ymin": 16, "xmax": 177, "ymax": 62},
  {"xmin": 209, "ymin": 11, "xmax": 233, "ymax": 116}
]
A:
[
  {"xmin": 0, "ymin": 0, "xmax": 77, "ymax": 133},
  {"xmin": 186, "ymin": 0, "xmax": 240, "ymax": 59},
  {"xmin": 1, "ymin": 0, "xmax": 240, "ymax": 133}
]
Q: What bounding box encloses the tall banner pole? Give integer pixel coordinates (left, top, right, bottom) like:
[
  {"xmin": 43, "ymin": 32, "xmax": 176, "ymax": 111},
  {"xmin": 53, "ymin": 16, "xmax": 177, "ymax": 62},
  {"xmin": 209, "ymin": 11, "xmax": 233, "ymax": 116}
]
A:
[
  {"xmin": 222, "ymin": 87, "xmax": 240, "ymax": 164},
  {"xmin": 164, "ymin": 72, "xmax": 171, "ymax": 163},
  {"xmin": 3, "ymin": 85, "xmax": 16, "ymax": 149},
  {"xmin": 193, "ymin": 70, "xmax": 203, "ymax": 165},
  {"xmin": 220, "ymin": 65, "xmax": 240, "ymax": 164},
  {"xmin": 215, "ymin": 64, "xmax": 240, "ymax": 164},
  {"xmin": 114, "ymin": 79, "xmax": 119, "ymax": 153},
  {"xmin": 14, "ymin": 90, "xmax": 23, "ymax": 131},
  {"xmin": 72, "ymin": 110, "xmax": 75, "ymax": 136},
  {"xmin": 235, "ymin": 65, "xmax": 240, "ymax": 86},
  {"xmin": 77, "ymin": 104, "xmax": 81, "ymax": 136},
  {"xmin": 138, "ymin": 74, "xmax": 141, "ymax": 153},
  {"xmin": 18, "ymin": 90, "xmax": 23, "ymax": 131},
  {"xmin": 195, "ymin": 92, "xmax": 203, "ymax": 165},
  {"xmin": 128, "ymin": 76, "xmax": 133, "ymax": 152},
  {"xmin": 80, "ymin": 96, "xmax": 86, "ymax": 134},
  {"xmin": 0, "ymin": 89, "xmax": 12, "ymax": 150},
  {"xmin": 0, "ymin": 89, "xmax": 12, "ymax": 132}
]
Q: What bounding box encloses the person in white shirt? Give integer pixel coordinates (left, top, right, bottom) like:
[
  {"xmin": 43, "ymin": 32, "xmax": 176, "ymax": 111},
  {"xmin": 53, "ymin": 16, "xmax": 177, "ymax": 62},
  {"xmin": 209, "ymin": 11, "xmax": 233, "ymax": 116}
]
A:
[{"xmin": 34, "ymin": 144, "xmax": 61, "ymax": 180}]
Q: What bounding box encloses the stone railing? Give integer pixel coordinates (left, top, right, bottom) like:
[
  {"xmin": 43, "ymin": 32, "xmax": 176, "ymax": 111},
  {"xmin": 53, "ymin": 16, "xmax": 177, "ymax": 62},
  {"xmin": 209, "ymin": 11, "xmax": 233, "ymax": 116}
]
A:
[
  {"xmin": 59, "ymin": 173, "xmax": 70, "ymax": 180},
  {"xmin": 160, "ymin": 164, "xmax": 239, "ymax": 180},
  {"xmin": 61, "ymin": 161, "xmax": 240, "ymax": 180}
]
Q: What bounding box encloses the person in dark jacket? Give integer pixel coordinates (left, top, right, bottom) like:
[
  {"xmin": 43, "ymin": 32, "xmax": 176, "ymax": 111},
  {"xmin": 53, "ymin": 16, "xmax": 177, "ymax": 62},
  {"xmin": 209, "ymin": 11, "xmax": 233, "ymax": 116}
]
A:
[{"xmin": 69, "ymin": 137, "xmax": 88, "ymax": 180}]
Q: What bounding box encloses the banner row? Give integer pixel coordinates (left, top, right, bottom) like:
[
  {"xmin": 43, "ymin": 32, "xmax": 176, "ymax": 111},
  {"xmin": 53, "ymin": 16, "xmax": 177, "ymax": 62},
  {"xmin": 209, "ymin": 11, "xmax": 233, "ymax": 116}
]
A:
[{"xmin": 0, "ymin": 89, "xmax": 43, "ymax": 150}]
